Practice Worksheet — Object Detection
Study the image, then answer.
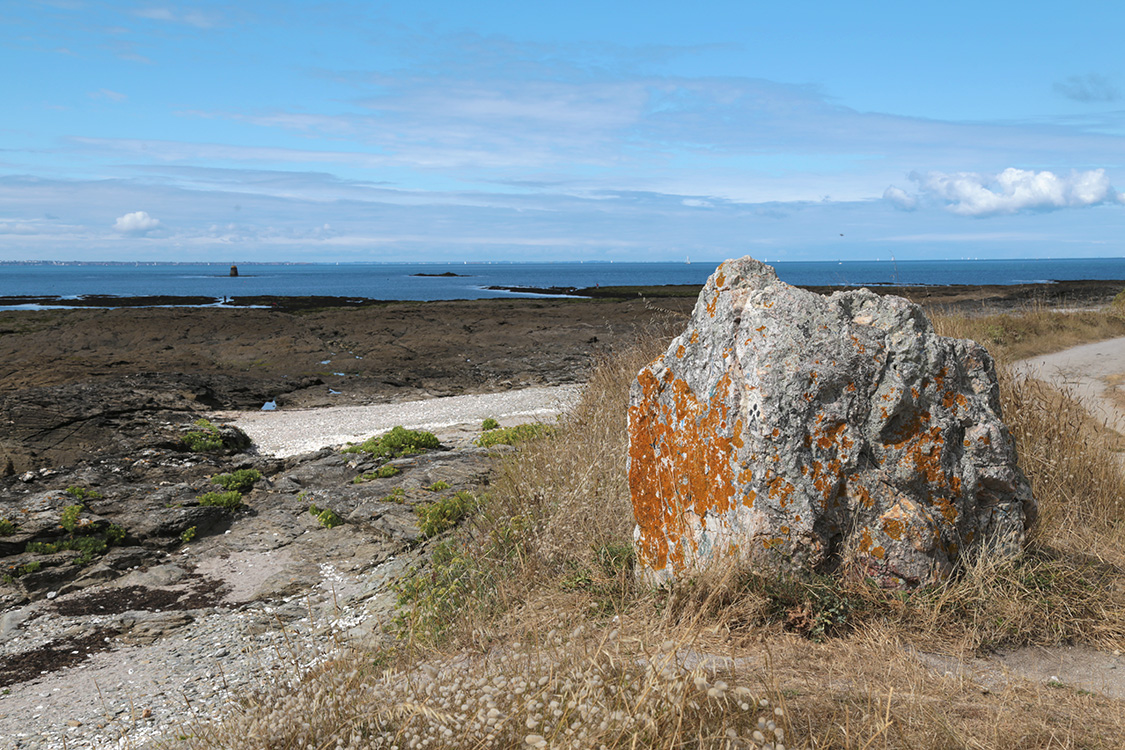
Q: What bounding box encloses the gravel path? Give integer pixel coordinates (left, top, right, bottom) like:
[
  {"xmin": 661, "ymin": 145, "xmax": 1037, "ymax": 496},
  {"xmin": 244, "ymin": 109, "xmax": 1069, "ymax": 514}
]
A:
[
  {"xmin": 1015, "ymin": 336, "xmax": 1125, "ymax": 435},
  {"xmin": 215, "ymin": 385, "xmax": 583, "ymax": 457}
]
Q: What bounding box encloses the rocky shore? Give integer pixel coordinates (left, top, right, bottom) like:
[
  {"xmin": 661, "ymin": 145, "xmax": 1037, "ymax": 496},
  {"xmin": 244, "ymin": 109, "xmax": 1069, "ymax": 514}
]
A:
[
  {"xmin": 0, "ymin": 295, "xmax": 688, "ymax": 748},
  {"xmin": 0, "ymin": 283, "xmax": 1120, "ymax": 748}
]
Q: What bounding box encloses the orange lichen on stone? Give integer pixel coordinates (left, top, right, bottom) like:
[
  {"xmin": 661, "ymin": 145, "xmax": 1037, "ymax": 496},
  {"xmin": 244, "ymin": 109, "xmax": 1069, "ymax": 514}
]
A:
[
  {"xmin": 629, "ymin": 366, "xmax": 745, "ymax": 573},
  {"xmin": 882, "ymin": 517, "xmax": 905, "ymax": 540},
  {"xmin": 933, "ymin": 496, "xmax": 958, "ymax": 524},
  {"xmin": 676, "ymin": 344, "xmax": 686, "ymax": 358},
  {"xmin": 849, "ymin": 480, "xmax": 874, "ymax": 508},
  {"xmin": 690, "ymin": 330, "xmax": 700, "ymax": 344},
  {"xmin": 766, "ymin": 472, "xmax": 796, "ymax": 508}
]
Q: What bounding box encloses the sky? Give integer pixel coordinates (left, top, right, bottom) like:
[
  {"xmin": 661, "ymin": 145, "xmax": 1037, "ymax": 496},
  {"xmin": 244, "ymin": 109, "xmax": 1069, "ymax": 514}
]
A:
[{"xmin": 3, "ymin": 1, "xmax": 1125, "ymax": 263}]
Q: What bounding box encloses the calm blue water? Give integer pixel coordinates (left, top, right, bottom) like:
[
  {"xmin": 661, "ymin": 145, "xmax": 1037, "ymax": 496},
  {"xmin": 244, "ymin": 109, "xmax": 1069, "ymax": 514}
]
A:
[{"xmin": 1, "ymin": 258, "xmax": 1123, "ymax": 303}]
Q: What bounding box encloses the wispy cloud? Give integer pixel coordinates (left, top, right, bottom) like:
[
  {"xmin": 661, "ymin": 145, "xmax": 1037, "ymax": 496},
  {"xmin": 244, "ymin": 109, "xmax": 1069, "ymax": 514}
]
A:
[
  {"xmin": 1054, "ymin": 74, "xmax": 1120, "ymax": 103},
  {"xmin": 133, "ymin": 6, "xmax": 219, "ymax": 29},
  {"xmin": 89, "ymin": 88, "xmax": 127, "ymax": 102},
  {"xmin": 884, "ymin": 168, "xmax": 1121, "ymax": 217}
]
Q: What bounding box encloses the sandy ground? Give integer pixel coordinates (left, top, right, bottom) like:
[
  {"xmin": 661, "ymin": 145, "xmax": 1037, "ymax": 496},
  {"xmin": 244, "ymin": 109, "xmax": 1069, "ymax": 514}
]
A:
[
  {"xmin": 215, "ymin": 384, "xmax": 583, "ymax": 457},
  {"xmin": 1015, "ymin": 336, "xmax": 1125, "ymax": 434}
]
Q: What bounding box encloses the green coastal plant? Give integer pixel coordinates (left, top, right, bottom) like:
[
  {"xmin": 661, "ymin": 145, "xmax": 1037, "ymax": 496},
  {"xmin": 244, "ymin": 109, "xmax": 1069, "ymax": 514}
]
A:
[
  {"xmin": 2, "ymin": 561, "xmax": 41, "ymax": 583},
  {"xmin": 59, "ymin": 504, "xmax": 85, "ymax": 533},
  {"xmin": 480, "ymin": 417, "xmax": 500, "ymax": 431},
  {"xmin": 180, "ymin": 526, "xmax": 197, "ymax": 544},
  {"xmin": 182, "ymin": 419, "xmax": 224, "ymax": 452},
  {"xmin": 308, "ymin": 504, "xmax": 343, "ymax": 529},
  {"xmin": 211, "ymin": 468, "xmax": 262, "ymax": 493},
  {"xmin": 198, "ymin": 490, "xmax": 243, "ymax": 509},
  {"xmin": 416, "ymin": 490, "xmax": 479, "ymax": 538},
  {"xmin": 342, "ymin": 425, "xmax": 439, "ymax": 458},
  {"xmin": 0, "ymin": 518, "xmax": 16, "ymax": 536},
  {"xmin": 475, "ymin": 422, "xmax": 552, "ymax": 447},
  {"xmin": 381, "ymin": 487, "xmax": 407, "ymax": 504},
  {"xmin": 353, "ymin": 464, "xmax": 400, "ymax": 483},
  {"xmin": 65, "ymin": 485, "xmax": 102, "ymax": 501},
  {"xmin": 425, "ymin": 480, "xmax": 451, "ymax": 492}
]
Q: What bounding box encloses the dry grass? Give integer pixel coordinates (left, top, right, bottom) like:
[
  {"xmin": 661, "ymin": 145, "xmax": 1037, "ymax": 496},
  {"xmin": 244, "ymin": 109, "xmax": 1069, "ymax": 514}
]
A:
[
  {"xmin": 172, "ymin": 302, "xmax": 1125, "ymax": 749},
  {"xmin": 928, "ymin": 302, "xmax": 1125, "ymax": 362}
]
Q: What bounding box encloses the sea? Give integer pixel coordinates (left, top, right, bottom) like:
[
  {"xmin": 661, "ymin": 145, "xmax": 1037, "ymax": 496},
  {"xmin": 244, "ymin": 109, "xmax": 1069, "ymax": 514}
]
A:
[{"xmin": 0, "ymin": 258, "xmax": 1123, "ymax": 306}]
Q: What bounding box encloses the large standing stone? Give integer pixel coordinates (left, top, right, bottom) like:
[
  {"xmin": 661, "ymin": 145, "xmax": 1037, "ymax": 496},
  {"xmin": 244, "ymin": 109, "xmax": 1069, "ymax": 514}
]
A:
[{"xmin": 627, "ymin": 257, "xmax": 1035, "ymax": 589}]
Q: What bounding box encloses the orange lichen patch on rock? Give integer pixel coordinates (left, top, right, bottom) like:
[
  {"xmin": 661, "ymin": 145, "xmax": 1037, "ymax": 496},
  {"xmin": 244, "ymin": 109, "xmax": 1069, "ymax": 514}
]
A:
[
  {"xmin": 881, "ymin": 517, "xmax": 905, "ymax": 541},
  {"xmin": 676, "ymin": 344, "xmax": 686, "ymax": 359},
  {"xmin": 628, "ymin": 366, "xmax": 744, "ymax": 574},
  {"xmin": 705, "ymin": 293, "xmax": 719, "ymax": 318},
  {"xmin": 689, "ymin": 329, "xmax": 700, "ymax": 344},
  {"xmin": 857, "ymin": 526, "xmax": 875, "ymax": 553},
  {"xmin": 932, "ymin": 496, "xmax": 958, "ymax": 525},
  {"xmin": 766, "ymin": 471, "xmax": 797, "ymax": 508}
]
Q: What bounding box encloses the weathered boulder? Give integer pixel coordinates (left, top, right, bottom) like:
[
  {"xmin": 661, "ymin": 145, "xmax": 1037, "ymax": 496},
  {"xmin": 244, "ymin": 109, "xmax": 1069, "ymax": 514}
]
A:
[{"xmin": 628, "ymin": 257, "xmax": 1035, "ymax": 589}]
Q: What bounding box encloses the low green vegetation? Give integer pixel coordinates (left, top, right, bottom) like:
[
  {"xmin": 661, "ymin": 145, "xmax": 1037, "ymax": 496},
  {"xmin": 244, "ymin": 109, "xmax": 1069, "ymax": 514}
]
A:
[
  {"xmin": 425, "ymin": 480, "xmax": 451, "ymax": 492},
  {"xmin": 65, "ymin": 485, "xmax": 102, "ymax": 501},
  {"xmin": 381, "ymin": 487, "xmax": 406, "ymax": 503},
  {"xmin": 342, "ymin": 425, "xmax": 439, "ymax": 458},
  {"xmin": 480, "ymin": 417, "xmax": 500, "ymax": 431},
  {"xmin": 416, "ymin": 490, "xmax": 479, "ymax": 538},
  {"xmin": 182, "ymin": 419, "xmax": 224, "ymax": 452},
  {"xmin": 353, "ymin": 464, "xmax": 400, "ymax": 483},
  {"xmin": 180, "ymin": 526, "xmax": 197, "ymax": 544},
  {"xmin": 25, "ymin": 521, "xmax": 126, "ymax": 566},
  {"xmin": 210, "ymin": 468, "xmax": 262, "ymax": 493},
  {"xmin": 2, "ymin": 561, "xmax": 41, "ymax": 583},
  {"xmin": 59, "ymin": 504, "xmax": 84, "ymax": 533},
  {"xmin": 197, "ymin": 490, "xmax": 243, "ymax": 509},
  {"xmin": 475, "ymin": 421, "xmax": 552, "ymax": 447},
  {"xmin": 308, "ymin": 503, "xmax": 343, "ymax": 529},
  {"xmin": 0, "ymin": 518, "xmax": 16, "ymax": 536}
]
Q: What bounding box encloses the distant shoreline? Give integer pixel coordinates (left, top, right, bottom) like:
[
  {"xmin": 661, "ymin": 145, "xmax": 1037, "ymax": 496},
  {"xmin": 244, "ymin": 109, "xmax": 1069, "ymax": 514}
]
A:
[{"xmin": 1, "ymin": 278, "xmax": 1121, "ymax": 313}]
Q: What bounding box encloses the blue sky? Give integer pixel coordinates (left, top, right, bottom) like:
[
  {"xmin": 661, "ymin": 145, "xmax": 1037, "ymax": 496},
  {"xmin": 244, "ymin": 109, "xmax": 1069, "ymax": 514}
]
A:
[{"xmin": 3, "ymin": 1, "xmax": 1125, "ymax": 262}]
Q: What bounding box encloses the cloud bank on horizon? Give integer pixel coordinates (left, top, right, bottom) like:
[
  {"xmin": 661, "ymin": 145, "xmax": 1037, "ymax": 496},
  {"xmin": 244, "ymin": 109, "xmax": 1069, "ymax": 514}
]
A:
[
  {"xmin": 2, "ymin": 1, "xmax": 1125, "ymax": 262},
  {"xmin": 885, "ymin": 168, "xmax": 1124, "ymax": 217}
]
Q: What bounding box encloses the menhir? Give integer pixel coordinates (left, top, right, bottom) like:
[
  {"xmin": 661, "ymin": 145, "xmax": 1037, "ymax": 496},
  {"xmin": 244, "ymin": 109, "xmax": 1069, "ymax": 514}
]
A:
[{"xmin": 627, "ymin": 257, "xmax": 1035, "ymax": 589}]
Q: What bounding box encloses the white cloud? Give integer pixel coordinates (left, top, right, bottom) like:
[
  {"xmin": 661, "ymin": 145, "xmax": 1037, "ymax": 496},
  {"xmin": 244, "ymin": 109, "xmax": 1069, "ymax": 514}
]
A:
[
  {"xmin": 884, "ymin": 168, "xmax": 1120, "ymax": 217},
  {"xmin": 882, "ymin": 186, "xmax": 917, "ymax": 211},
  {"xmin": 113, "ymin": 210, "xmax": 161, "ymax": 234}
]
